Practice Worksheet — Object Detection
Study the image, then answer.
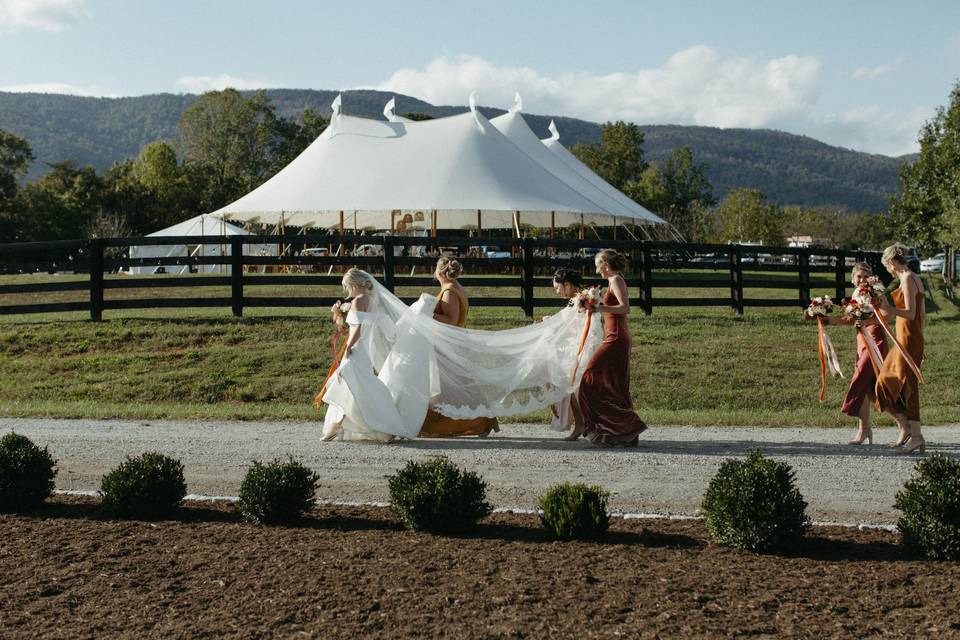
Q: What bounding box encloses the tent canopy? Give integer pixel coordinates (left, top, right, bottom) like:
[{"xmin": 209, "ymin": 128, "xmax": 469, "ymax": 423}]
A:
[
  {"xmin": 214, "ymin": 96, "xmax": 667, "ymax": 231},
  {"xmin": 128, "ymin": 214, "xmax": 275, "ymax": 275}
]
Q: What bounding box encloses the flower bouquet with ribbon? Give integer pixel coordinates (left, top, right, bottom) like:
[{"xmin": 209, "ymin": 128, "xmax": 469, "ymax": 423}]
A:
[
  {"xmin": 843, "ymin": 276, "xmax": 924, "ymax": 385},
  {"xmin": 806, "ymin": 295, "xmax": 843, "ymax": 401},
  {"xmin": 313, "ymin": 300, "xmax": 352, "ymax": 409}
]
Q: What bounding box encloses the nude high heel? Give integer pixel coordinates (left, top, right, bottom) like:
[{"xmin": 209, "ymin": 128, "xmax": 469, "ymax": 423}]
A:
[
  {"xmin": 897, "ymin": 437, "xmax": 926, "ymax": 455},
  {"xmin": 847, "ymin": 428, "xmax": 872, "ymax": 446}
]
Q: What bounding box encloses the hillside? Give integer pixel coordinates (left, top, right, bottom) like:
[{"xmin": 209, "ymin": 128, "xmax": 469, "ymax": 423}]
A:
[{"xmin": 0, "ymin": 89, "xmax": 909, "ymax": 211}]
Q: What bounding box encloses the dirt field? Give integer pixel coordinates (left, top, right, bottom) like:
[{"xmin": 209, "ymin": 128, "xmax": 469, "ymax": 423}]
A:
[{"xmin": 2, "ymin": 496, "xmax": 958, "ymax": 639}]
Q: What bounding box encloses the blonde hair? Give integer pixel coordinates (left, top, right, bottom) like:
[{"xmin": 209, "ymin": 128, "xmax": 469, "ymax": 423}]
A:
[
  {"xmin": 881, "ymin": 243, "xmax": 909, "ymax": 266},
  {"xmin": 851, "ymin": 261, "xmax": 873, "ymax": 275},
  {"xmin": 436, "ymin": 256, "xmax": 463, "ymax": 280},
  {"xmin": 342, "ymin": 268, "xmax": 375, "ymax": 294},
  {"xmin": 596, "ymin": 249, "xmax": 628, "ymax": 272}
]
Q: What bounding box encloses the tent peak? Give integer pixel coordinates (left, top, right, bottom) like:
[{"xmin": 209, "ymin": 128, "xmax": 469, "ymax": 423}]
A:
[
  {"xmin": 546, "ymin": 120, "xmax": 560, "ymax": 142},
  {"xmin": 509, "ymin": 92, "xmax": 523, "ymax": 114},
  {"xmin": 468, "ymin": 91, "xmax": 484, "ymax": 133}
]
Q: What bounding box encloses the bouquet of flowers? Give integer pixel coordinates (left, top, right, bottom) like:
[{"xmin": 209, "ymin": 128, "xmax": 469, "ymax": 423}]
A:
[
  {"xmin": 841, "ymin": 276, "xmax": 885, "ymax": 321},
  {"xmin": 575, "ymin": 286, "xmax": 602, "ymax": 313},
  {"xmin": 805, "ymin": 295, "xmax": 834, "ymax": 318}
]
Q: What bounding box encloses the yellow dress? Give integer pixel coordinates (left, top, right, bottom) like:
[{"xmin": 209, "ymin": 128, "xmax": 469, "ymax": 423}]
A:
[{"xmin": 419, "ymin": 285, "xmax": 500, "ymax": 437}]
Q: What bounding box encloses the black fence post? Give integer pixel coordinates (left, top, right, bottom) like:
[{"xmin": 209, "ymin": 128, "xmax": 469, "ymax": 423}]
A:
[
  {"xmin": 89, "ymin": 238, "xmax": 104, "ymax": 321},
  {"xmin": 798, "ymin": 251, "xmax": 811, "ymax": 308},
  {"xmin": 729, "ymin": 244, "xmax": 744, "ymax": 315},
  {"xmin": 640, "ymin": 242, "xmax": 653, "ymax": 315},
  {"xmin": 834, "ymin": 250, "xmax": 846, "ymax": 302},
  {"xmin": 230, "ymin": 237, "xmax": 243, "ymax": 318},
  {"xmin": 521, "ymin": 236, "xmax": 535, "ymax": 318},
  {"xmin": 382, "ymin": 236, "xmax": 395, "ymax": 293}
]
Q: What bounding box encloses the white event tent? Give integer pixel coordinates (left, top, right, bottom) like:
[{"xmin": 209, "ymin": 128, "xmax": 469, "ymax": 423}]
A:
[
  {"xmin": 213, "ymin": 94, "xmax": 668, "ymax": 233},
  {"xmin": 127, "ymin": 214, "xmax": 276, "ymax": 275}
]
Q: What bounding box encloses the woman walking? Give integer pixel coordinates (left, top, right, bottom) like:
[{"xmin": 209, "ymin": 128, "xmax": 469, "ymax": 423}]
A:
[{"xmin": 573, "ymin": 249, "xmax": 647, "ymax": 447}]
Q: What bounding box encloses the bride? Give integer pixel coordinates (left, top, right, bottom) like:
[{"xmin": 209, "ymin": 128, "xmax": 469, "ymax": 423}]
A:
[{"xmin": 318, "ymin": 268, "xmax": 600, "ymax": 442}]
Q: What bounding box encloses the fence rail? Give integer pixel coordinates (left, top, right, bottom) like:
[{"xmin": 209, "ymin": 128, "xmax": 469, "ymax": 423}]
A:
[{"xmin": 0, "ymin": 235, "xmax": 886, "ymax": 320}]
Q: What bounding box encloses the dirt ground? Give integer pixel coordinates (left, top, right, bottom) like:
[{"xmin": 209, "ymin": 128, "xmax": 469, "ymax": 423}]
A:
[{"xmin": 2, "ymin": 496, "xmax": 959, "ymax": 640}]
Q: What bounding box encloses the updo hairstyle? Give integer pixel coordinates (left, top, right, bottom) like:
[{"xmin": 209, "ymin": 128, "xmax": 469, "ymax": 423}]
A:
[
  {"xmin": 342, "ymin": 268, "xmax": 375, "ymax": 294},
  {"xmin": 436, "ymin": 256, "xmax": 463, "ymax": 280},
  {"xmin": 596, "ymin": 249, "xmax": 628, "ymax": 272},
  {"xmin": 881, "ymin": 243, "xmax": 909, "ymax": 267},
  {"xmin": 552, "ymin": 268, "xmax": 582, "ymax": 287}
]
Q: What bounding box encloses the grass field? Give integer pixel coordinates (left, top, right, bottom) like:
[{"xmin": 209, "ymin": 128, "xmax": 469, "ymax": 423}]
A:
[{"xmin": 1, "ymin": 273, "xmax": 957, "ymax": 427}]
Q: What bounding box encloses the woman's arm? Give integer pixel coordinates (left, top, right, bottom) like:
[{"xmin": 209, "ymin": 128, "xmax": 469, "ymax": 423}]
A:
[
  {"xmin": 433, "ymin": 289, "xmax": 461, "ymax": 326},
  {"xmin": 343, "ymin": 294, "xmax": 369, "ymax": 355},
  {"xmin": 599, "ymin": 276, "xmax": 631, "ymax": 315}
]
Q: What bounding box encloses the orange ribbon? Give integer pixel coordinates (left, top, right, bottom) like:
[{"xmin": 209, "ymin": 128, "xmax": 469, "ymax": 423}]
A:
[
  {"xmin": 570, "ymin": 310, "xmax": 594, "ymax": 385},
  {"xmin": 817, "ymin": 318, "xmax": 828, "ymax": 402},
  {"xmin": 873, "ymin": 309, "xmax": 925, "ymax": 384},
  {"xmin": 313, "ymin": 327, "xmax": 348, "ymax": 410}
]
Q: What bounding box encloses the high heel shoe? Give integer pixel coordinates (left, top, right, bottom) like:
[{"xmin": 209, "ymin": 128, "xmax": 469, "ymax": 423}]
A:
[
  {"xmin": 896, "ymin": 437, "xmax": 926, "ymax": 455},
  {"xmin": 887, "ymin": 432, "xmax": 910, "ymax": 448},
  {"xmin": 847, "ymin": 429, "xmax": 872, "ymax": 446}
]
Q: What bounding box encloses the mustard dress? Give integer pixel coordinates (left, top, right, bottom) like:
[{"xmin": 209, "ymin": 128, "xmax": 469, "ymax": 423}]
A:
[
  {"xmin": 419, "ymin": 285, "xmax": 500, "ymax": 437},
  {"xmin": 876, "ymin": 286, "xmax": 925, "ymax": 421}
]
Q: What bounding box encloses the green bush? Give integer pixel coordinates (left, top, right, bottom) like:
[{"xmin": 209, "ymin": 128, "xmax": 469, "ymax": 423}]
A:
[
  {"xmin": 0, "ymin": 432, "xmax": 57, "ymax": 513},
  {"xmin": 539, "ymin": 483, "xmax": 610, "ymax": 540},
  {"xmin": 895, "ymin": 454, "xmax": 960, "ymax": 560},
  {"xmin": 388, "ymin": 458, "xmax": 492, "ymax": 534},
  {"xmin": 702, "ymin": 449, "xmax": 809, "ymax": 552},
  {"xmin": 100, "ymin": 452, "xmax": 186, "ymax": 519},
  {"xmin": 237, "ymin": 458, "xmax": 319, "ymax": 525}
]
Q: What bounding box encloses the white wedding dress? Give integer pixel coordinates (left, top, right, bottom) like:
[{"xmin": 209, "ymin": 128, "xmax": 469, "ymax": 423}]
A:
[
  {"xmin": 318, "ymin": 273, "xmax": 600, "ymax": 442},
  {"xmin": 321, "ymin": 293, "xmax": 437, "ymax": 441}
]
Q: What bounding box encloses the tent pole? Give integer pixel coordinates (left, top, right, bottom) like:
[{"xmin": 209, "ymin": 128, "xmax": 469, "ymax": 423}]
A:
[
  {"xmin": 550, "ymin": 211, "xmax": 555, "ymax": 240},
  {"xmin": 513, "ymin": 210, "xmax": 521, "ymax": 238},
  {"xmin": 579, "ymin": 214, "xmax": 585, "ymax": 240},
  {"xmin": 613, "ymin": 216, "xmax": 617, "ymax": 241},
  {"xmin": 431, "ymin": 209, "xmax": 437, "ymax": 238},
  {"xmin": 476, "ymin": 209, "xmax": 482, "ymax": 238}
]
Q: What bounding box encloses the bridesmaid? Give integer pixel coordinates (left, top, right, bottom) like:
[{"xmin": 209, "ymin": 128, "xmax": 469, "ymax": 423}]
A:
[
  {"xmin": 815, "ymin": 262, "xmax": 888, "ymax": 445},
  {"xmin": 573, "ymin": 249, "xmax": 647, "ymax": 447},
  {"xmin": 419, "ymin": 257, "xmax": 499, "ymax": 437},
  {"xmin": 875, "ymin": 243, "xmax": 926, "ymax": 454}
]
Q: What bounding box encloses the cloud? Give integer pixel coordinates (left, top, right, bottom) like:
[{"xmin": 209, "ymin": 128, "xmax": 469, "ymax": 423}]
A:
[
  {"xmin": 0, "ymin": 0, "xmax": 87, "ymax": 33},
  {"xmin": 175, "ymin": 74, "xmax": 273, "ymax": 93},
  {"xmin": 374, "ymin": 50, "xmax": 924, "ymax": 155},
  {"xmin": 0, "ymin": 81, "xmax": 116, "ymax": 96},
  {"xmin": 852, "ymin": 64, "xmax": 894, "ymax": 79},
  {"xmin": 375, "ymin": 48, "xmax": 821, "ymax": 129}
]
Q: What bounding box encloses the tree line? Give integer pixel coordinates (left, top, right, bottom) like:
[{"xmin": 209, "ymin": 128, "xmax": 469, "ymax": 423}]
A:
[{"xmin": 2, "ymin": 83, "xmax": 958, "ymax": 254}]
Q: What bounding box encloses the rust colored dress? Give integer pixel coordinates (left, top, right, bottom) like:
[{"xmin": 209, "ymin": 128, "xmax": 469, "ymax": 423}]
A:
[
  {"xmin": 840, "ymin": 323, "xmax": 888, "ymax": 417},
  {"xmin": 419, "ymin": 285, "xmax": 499, "ymax": 437},
  {"xmin": 876, "ymin": 287, "xmax": 924, "ymax": 421},
  {"xmin": 577, "ymin": 288, "xmax": 647, "ymax": 445}
]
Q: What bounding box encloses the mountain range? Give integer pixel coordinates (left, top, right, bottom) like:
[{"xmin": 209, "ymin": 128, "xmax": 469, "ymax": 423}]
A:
[{"xmin": 0, "ymin": 88, "xmax": 911, "ymax": 212}]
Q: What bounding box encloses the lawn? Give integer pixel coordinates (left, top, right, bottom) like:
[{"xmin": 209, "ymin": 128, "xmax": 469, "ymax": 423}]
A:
[{"xmin": 1, "ymin": 273, "xmax": 957, "ymax": 426}]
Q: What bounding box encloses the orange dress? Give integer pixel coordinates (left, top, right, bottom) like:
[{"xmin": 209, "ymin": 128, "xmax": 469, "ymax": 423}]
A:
[
  {"xmin": 419, "ymin": 285, "xmax": 499, "ymax": 437},
  {"xmin": 876, "ymin": 287, "xmax": 924, "ymax": 421}
]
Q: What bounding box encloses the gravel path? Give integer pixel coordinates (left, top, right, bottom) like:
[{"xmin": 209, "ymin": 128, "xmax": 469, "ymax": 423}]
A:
[{"xmin": 4, "ymin": 418, "xmax": 959, "ymax": 525}]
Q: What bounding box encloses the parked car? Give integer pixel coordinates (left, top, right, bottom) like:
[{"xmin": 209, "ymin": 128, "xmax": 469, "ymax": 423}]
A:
[
  {"xmin": 301, "ymin": 247, "xmax": 331, "ymax": 257},
  {"xmin": 480, "ymin": 245, "xmax": 512, "ymax": 259},
  {"xmin": 905, "ymin": 248, "xmax": 921, "ymax": 273},
  {"xmin": 920, "ymin": 253, "xmax": 945, "ymax": 273}
]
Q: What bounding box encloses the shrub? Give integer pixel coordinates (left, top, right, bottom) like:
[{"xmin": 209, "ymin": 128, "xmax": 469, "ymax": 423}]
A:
[
  {"xmin": 539, "ymin": 483, "xmax": 610, "ymax": 540},
  {"xmin": 100, "ymin": 452, "xmax": 186, "ymax": 519},
  {"xmin": 0, "ymin": 432, "xmax": 57, "ymax": 513},
  {"xmin": 895, "ymin": 454, "xmax": 960, "ymax": 560},
  {"xmin": 702, "ymin": 449, "xmax": 809, "ymax": 552},
  {"xmin": 237, "ymin": 458, "xmax": 319, "ymax": 525},
  {"xmin": 388, "ymin": 458, "xmax": 492, "ymax": 534}
]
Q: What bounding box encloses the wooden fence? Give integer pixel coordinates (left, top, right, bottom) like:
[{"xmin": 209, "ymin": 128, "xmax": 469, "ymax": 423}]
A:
[{"xmin": 0, "ymin": 235, "xmax": 886, "ymax": 320}]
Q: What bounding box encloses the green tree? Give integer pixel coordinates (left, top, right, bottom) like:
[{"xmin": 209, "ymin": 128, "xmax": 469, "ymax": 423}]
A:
[
  {"xmin": 887, "ymin": 81, "xmax": 960, "ymax": 254},
  {"xmin": 633, "ymin": 146, "xmax": 716, "ymax": 240},
  {"xmin": 0, "ymin": 129, "xmax": 34, "ymax": 200},
  {"xmin": 11, "ymin": 161, "xmax": 104, "ymax": 241},
  {"xmin": 713, "ymin": 188, "xmax": 784, "ymax": 245},
  {"xmin": 571, "ymin": 121, "xmax": 648, "ymax": 192},
  {"xmin": 177, "ymin": 89, "xmax": 287, "ymax": 210}
]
